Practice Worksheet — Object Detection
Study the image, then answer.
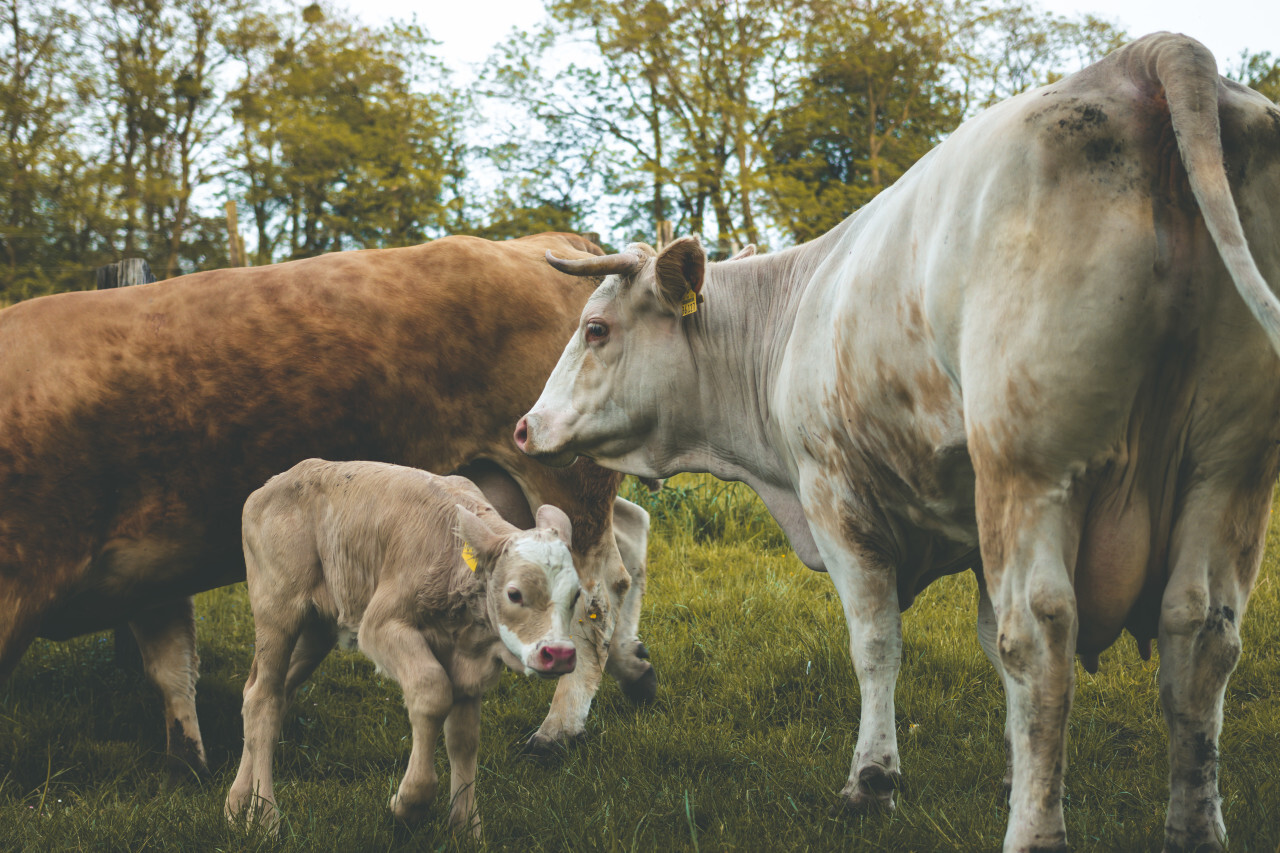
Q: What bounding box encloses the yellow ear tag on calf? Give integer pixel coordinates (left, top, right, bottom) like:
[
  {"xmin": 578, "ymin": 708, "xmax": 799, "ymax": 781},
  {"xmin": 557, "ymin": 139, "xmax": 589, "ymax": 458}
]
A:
[
  {"xmin": 681, "ymin": 288, "xmax": 699, "ymax": 317},
  {"xmin": 462, "ymin": 543, "xmax": 478, "ymax": 572}
]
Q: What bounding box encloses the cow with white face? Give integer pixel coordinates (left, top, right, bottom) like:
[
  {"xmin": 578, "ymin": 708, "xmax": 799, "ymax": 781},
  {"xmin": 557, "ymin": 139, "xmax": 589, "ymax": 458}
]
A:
[
  {"xmin": 226, "ymin": 459, "xmax": 584, "ymax": 836},
  {"xmin": 518, "ymin": 33, "xmax": 1280, "ymax": 852}
]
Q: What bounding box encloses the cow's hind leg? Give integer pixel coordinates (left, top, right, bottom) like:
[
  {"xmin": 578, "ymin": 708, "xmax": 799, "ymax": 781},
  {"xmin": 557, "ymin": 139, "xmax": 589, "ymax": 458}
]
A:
[
  {"xmin": 129, "ymin": 596, "xmax": 208, "ymax": 783},
  {"xmin": 796, "ymin": 486, "xmax": 905, "ymax": 814},
  {"xmin": 0, "ymin": 591, "xmax": 37, "ymax": 684},
  {"xmin": 1158, "ymin": 482, "xmax": 1268, "ymax": 852},
  {"xmin": 974, "ymin": 469, "xmax": 1080, "ymax": 853}
]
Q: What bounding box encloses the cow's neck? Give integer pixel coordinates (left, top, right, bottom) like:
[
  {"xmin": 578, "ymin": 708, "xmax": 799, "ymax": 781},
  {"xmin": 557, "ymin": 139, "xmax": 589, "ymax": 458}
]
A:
[{"xmin": 664, "ymin": 222, "xmax": 854, "ymax": 569}]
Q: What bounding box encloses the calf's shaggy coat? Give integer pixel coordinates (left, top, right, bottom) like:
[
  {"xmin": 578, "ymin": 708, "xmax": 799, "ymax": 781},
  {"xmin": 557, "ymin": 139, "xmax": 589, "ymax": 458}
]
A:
[{"xmin": 225, "ymin": 459, "xmax": 583, "ymax": 835}]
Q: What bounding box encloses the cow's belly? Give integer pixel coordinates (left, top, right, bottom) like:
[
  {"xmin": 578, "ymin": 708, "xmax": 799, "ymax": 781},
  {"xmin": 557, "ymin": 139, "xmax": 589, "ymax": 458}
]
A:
[{"xmin": 38, "ymin": 529, "xmax": 241, "ymax": 638}]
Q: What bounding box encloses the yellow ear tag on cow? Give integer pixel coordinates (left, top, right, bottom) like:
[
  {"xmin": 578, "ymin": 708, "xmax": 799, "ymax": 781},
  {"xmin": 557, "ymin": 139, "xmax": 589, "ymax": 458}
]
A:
[
  {"xmin": 462, "ymin": 543, "xmax": 478, "ymax": 572},
  {"xmin": 681, "ymin": 288, "xmax": 699, "ymax": 317}
]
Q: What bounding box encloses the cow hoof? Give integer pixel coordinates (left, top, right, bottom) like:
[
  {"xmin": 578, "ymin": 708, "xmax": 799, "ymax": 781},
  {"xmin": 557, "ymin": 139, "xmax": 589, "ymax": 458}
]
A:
[
  {"xmin": 519, "ymin": 730, "xmax": 580, "ymax": 761},
  {"xmin": 620, "ymin": 665, "xmax": 658, "ymax": 705},
  {"xmin": 830, "ymin": 765, "xmax": 902, "ymax": 816},
  {"xmin": 1162, "ymin": 827, "xmax": 1226, "ymax": 853},
  {"xmin": 165, "ymin": 756, "xmax": 211, "ymax": 789}
]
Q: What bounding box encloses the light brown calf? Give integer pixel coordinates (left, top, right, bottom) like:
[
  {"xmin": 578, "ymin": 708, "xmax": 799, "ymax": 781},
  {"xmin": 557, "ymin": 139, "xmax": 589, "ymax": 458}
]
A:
[{"xmin": 226, "ymin": 459, "xmax": 583, "ymax": 835}]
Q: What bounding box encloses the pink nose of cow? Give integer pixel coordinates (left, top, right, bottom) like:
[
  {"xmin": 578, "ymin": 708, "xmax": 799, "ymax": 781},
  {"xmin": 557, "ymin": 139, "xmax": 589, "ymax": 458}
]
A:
[
  {"xmin": 514, "ymin": 416, "xmax": 529, "ymax": 452},
  {"xmin": 537, "ymin": 643, "xmax": 576, "ymax": 674}
]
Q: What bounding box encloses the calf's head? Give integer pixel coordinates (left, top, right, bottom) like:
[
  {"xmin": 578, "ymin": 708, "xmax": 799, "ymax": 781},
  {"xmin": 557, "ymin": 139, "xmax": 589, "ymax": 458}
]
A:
[
  {"xmin": 456, "ymin": 503, "xmax": 581, "ymax": 677},
  {"xmin": 514, "ymin": 237, "xmax": 709, "ymax": 476}
]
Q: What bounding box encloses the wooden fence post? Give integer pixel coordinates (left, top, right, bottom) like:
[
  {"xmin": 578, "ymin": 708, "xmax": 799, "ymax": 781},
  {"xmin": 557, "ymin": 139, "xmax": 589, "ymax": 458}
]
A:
[
  {"xmin": 225, "ymin": 201, "xmax": 246, "ymax": 267},
  {"xmin": 656, "ymin": 220, "xmax": 674, "ymax": 250},
  {"xmin": 95, "ymin": 258, "xmax": 156, "ymax": 289}
]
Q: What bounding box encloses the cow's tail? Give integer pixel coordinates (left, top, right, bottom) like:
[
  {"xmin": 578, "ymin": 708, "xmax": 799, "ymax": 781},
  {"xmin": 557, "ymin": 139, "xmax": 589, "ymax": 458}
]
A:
[{"xmin": 1142, "ymin": 33, "xmax": 1280, "ymax": 356}]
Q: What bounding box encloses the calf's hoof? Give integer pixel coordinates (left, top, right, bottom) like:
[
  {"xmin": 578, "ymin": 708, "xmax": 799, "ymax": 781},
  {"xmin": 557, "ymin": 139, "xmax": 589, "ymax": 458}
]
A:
[
  {"xmin": 390, "ymin": 792, "xmax": 433, "ymax": 825},
  {"xmin": 620, "ymin": 664, "xmax": 658, "ymax": 705},
  {"xmin": 449, "ymin": 810, "xmax": 482, "ymax": 839},
  {"xmin": 830, "ymin": 765, "xmax": 903, "ymax": 816},
  {"xmin": 225, "ymin": 795, "xmax": 280, "ymax": 833}
]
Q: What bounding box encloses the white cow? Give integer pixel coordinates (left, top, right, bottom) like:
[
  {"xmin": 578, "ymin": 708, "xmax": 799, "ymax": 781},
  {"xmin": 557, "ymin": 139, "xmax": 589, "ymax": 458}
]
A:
[
  {"xmin": 225, "ymin": 459, "xmax": 586, "ymax": 836},
  {"xmin": 515, "ymin": 33, "xmax": 1280, "ymax": 852}
]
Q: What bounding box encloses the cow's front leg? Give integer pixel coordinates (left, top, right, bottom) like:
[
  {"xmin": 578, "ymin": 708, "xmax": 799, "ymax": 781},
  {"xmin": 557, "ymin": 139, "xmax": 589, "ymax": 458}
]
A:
[
  {"xmin": 605, "ymin": 496, "xmax": 656, "ymax": 704},
  {"xmin": 824, "ymin": 551, "xmax": 905, "ymax": 813},
  {"xmin": 129, "ymin": 596, "xmax": 207, "ymax": 782},
  {"xmin": 526, "ymin": 584, "xmax": 609, "ymax": 752},
  {"xmin": 800, "ymin": 482, "xmax": 905, "ymax": 813},
  {"xmin": 359, "ymin": 611, "xmax": 451, "ymax": 823}
]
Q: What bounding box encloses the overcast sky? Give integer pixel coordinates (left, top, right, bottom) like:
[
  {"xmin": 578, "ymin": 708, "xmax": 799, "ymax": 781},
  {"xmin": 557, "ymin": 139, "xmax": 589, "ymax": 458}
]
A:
[{"xmin": 353, "ymin": 0, "xmax": 1279, "ymax": 80}]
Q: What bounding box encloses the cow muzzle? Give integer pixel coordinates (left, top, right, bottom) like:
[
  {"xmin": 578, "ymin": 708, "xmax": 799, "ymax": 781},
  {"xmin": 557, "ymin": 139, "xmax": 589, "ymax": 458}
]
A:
[
  {"xmin": 514, "ymin": 413, "xmax": 578, "ymax": 468},
  {"xmin": 531, "ymin": 641, "xmax": 577, "ymax": 676}
]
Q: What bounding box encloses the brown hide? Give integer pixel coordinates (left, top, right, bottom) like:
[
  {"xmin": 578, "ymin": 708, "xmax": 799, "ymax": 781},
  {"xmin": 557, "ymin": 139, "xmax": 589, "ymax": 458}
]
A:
[{"xmin": 0, "ymin": 232, "xmax": 619, "ymax": 659}]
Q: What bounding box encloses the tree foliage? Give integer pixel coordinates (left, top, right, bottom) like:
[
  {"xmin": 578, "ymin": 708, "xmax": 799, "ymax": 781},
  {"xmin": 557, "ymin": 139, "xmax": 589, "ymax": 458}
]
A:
[
  {"xmin": 487, "ymin": 0, "xmax": 1129, "ymax": 251},
  {"xmin": 3, "ymin": 0, "xmax": 1277, "ymax": 299},
  {"xmin": 224, "ymin": 4, "xmax": 466, "ymax": 261}
]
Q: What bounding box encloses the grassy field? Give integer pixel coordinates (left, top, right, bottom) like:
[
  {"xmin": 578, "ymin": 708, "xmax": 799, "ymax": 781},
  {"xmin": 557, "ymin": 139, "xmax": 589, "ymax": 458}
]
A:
[{"xmin": 2, "ymin": 474, "xmax": 1278, "ymax": 852}]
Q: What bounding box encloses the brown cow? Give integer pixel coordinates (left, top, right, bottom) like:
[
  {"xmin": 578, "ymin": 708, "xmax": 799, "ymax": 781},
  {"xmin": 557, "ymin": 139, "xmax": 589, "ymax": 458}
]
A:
[{"xmin": 0, "ymin": 232, "xmax": 654, "ymax": 778}]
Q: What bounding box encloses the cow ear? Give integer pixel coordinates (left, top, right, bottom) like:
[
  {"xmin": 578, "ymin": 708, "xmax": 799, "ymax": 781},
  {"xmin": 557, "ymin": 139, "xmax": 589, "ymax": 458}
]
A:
[
  {"xmin": 728, "ymin": 244, "xmax": 756, "ymax": 261},
  {"xmin": 456, "ymin": 505, "xmax": 502, "ymax": 572},
  {"xmin": 653, "ymin": 236, "xmax": 706, "ymax": 315},
  {"xmin": 534, "ymin": 504, "xmax": 573, "ymax": 549}
]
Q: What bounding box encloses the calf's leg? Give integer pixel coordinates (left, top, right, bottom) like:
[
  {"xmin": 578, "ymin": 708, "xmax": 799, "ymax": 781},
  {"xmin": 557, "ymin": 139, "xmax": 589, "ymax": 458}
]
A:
[
  {"xmin": 129, "ymin": 597, "xmax": 207, "ymax": 782},
  {"xmin": 358, "ymin": 610, "xmax": 452, "ymax": 823},
  {"xmin": 283, "ymin": 620, "xmax": 337, "ymax": 704},
  {"xmin": 225, "ymin": 621, "xmax": 299, "ymax": 829},
  {"xmin": 444, "ymin": 698, "xmax": 482, "ymax": 837}
]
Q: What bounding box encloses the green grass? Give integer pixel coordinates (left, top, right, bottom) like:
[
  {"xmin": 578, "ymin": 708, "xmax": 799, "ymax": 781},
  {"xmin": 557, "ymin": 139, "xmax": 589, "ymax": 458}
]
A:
[{"xmin": 2, "ymin": 473, "xmax": 1279, "ymax": 851}]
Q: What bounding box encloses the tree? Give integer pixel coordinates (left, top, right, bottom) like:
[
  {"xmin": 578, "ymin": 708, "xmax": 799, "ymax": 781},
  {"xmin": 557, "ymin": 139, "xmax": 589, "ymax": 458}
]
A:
[
  {"xmin": 490, "ymin": 0, "xmax": 803, "ymax": 254},
  {"xmin": 767, "ymin": 0, "xmax": 961, "ymax": 242},
  {"xmin": 0, "ymin": 0, "xmax": 99, "ymax": 299},
  {"xmin": 225, "ymin": 4, "xmax": 467, "ymax": 261},
  {"xmin": 89, "ymin": 0, "xmax": 250, "ymax": 278},
  {"xmin": 1231, "ymin": 50, "xmax": 1280, "ymax": 104}
]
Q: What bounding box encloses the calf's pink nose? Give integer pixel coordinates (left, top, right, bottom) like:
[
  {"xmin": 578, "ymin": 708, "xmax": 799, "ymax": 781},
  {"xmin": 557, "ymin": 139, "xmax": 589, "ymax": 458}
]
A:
[
  {"xmin": 537, "ymin": 643, "xmax": 576, "ymax": 673},
  {"xmin": 514, "ymin": 416, "xmax": 529, "ymax": 451}
]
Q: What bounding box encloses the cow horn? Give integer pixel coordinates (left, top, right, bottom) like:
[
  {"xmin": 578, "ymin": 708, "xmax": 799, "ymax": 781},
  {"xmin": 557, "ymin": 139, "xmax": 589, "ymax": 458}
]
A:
[{"xmin": 545, "ymin": 249, "xmax": 645, "ymax": 278}]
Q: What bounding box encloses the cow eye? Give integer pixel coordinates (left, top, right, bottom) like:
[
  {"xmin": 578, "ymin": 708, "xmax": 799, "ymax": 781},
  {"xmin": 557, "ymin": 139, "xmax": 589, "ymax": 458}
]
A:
[
  {"xmin": 507, "ymin": 588, "xmax": 523, "ymax": 605},
  {"xmin": 571, "ymin": 589, "xmax": 581, "ymax": 609},
  {"xmin": 585, "ymin": 321, "xmax": 608, "ymax": 343}
]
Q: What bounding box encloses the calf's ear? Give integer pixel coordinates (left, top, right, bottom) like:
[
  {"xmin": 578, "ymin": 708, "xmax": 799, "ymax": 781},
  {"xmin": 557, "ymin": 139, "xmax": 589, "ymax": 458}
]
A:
[
  {"xmin": 456, "ymin": 505, "xmax": 502, "ymax": 569},
  {"xmin": 654, "ymin": 236, "xmax": 706, "ymax": 315},
  {"xmin": 534, "ymin": 504, "xmax": 573, "ymax": 548}
]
